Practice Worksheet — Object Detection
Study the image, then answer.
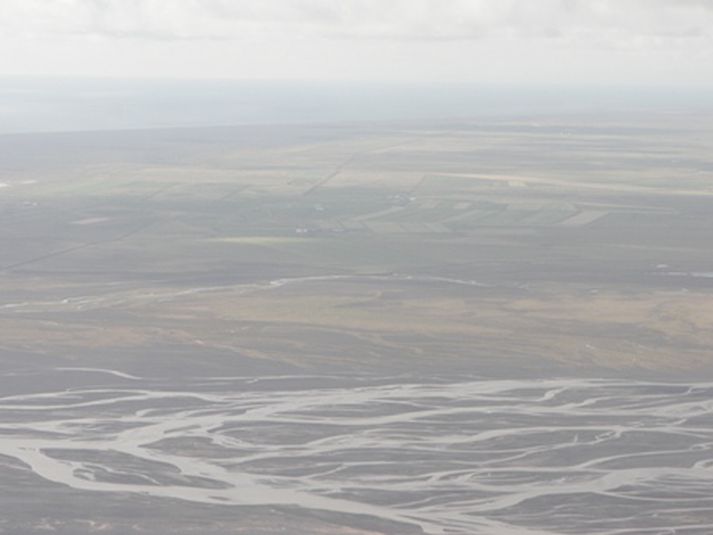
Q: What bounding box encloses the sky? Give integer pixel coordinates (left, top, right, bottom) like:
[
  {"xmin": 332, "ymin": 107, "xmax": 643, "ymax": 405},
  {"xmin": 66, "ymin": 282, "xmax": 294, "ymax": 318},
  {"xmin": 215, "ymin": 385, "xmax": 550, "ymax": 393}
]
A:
[{"xmin": 2, "ymin": 0, "xmax": 713, "ymax": 86}]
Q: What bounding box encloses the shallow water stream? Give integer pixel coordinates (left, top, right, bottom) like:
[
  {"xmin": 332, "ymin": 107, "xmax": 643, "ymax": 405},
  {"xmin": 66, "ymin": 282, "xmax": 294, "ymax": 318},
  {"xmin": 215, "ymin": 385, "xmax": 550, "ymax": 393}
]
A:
[{"xmin": 1, "ymin": 372, "xmax": 712, "ymax": 534}]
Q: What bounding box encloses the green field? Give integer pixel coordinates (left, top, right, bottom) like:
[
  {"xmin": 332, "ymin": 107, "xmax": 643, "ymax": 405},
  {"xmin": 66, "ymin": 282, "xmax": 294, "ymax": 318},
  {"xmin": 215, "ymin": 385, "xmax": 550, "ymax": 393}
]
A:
[{"xmin": 1, "ymin": 114, "xmax": 712, "ymax": 378}]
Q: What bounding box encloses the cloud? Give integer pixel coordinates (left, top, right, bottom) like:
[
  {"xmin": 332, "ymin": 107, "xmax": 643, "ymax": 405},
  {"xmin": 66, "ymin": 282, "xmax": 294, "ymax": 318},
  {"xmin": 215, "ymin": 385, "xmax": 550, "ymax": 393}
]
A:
[
  {"xmin": 1, "ymin": 0, "xmax": 712, "ymax": 43},
  {"xmin": 1, "ymin": 0, "xmax": 712, "ymax": 85}
]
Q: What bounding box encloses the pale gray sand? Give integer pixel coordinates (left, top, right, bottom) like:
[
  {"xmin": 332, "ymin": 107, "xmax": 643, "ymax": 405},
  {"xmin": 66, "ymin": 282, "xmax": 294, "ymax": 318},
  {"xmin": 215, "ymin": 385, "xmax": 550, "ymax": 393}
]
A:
[{"xmin": 1, "ymin": 371, "xmax": 712, "ymax": 534}]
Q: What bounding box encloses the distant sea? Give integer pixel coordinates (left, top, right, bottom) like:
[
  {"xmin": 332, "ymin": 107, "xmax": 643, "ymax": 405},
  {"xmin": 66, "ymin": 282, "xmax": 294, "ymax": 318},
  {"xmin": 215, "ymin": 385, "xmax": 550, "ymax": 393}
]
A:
[{"xmin": 1, "ymin": 77, "xmax": 711, "ymax": 134}]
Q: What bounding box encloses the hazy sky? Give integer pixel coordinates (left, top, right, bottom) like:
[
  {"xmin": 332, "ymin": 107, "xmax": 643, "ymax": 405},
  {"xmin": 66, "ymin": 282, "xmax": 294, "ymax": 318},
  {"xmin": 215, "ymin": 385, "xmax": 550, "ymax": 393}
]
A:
[{"xmin": 2, "ymin": 0, "xmax": 713, "ymax": 86}]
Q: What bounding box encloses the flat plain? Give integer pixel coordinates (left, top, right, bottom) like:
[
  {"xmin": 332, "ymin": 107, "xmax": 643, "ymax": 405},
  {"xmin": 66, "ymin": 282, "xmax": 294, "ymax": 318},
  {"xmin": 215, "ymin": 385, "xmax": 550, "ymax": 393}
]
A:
[{"xmin": 1, "ymin": 114, "xmax": 713, "ymax": 533}]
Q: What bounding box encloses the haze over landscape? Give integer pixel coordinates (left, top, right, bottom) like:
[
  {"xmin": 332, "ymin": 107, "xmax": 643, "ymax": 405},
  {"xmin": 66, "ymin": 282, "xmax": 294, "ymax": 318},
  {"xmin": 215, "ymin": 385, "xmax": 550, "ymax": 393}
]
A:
[{"xmin": 1, "ymin": 1, "xmax": 713, "ymax": 534}]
